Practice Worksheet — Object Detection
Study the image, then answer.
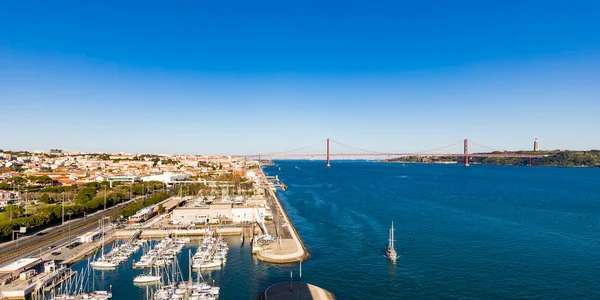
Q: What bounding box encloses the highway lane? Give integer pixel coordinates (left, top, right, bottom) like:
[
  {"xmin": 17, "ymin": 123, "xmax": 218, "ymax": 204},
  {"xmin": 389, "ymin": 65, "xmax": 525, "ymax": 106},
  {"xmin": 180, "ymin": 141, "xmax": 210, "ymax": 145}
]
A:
[{"xmin": 0, "ymin": 194, "xmax": 152, "ymax": 265}]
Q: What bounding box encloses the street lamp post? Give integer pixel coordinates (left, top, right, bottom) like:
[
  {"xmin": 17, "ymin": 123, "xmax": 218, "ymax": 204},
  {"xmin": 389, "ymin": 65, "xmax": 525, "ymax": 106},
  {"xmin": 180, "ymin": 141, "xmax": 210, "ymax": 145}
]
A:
[
  {"xmin": 15, "ymin": 233, "xmax": 22, "ymax": 249},
  {"xmin": 299, "ymin": 259, "xmax": 303, "ymax": 300},
  {"xmin": 62, "ymin": 192, "xmax": 65, "ymax": 225},
  {"xmin": 68, "ymin": 213, "xmax": 73, "ymax": 245},
  {"xmin": 104, "ymin": 185, "xmax": 107, "ymax": 210},
  {"xmin": 13, "ymin": 228, "xmax": 25, "ymax": 249}
]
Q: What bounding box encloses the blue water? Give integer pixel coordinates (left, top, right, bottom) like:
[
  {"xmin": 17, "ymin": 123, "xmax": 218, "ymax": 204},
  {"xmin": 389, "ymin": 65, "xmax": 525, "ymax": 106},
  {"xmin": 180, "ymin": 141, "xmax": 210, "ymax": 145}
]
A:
[{"xmin": 70, "ymin": 161, "xmax": 600, "ymax": 299}]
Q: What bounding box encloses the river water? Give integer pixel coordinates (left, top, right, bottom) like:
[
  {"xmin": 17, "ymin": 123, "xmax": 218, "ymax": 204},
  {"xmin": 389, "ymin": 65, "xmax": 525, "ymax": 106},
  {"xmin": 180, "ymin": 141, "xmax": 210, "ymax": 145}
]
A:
[{"xmin": 71, "ymin": 161, "xmax": 600, "ymax": 299}]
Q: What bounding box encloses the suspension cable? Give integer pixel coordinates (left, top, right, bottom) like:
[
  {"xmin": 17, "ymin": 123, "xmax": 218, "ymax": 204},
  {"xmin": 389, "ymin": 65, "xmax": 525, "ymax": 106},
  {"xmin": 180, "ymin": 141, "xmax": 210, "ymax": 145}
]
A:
[
  {"xmin": 264, "ymin": 139, "xmax": 327, "ymax": 156},
  {"xmin": 329, "ymin": 139, "xmax": 387, "ymax": 154},
  {"xmin": 415, "ymin": 140, "xmax": 464, "ymax": 154},
  {"xmin": 469, "ymin": 140, "xmax": 504, "ymax": 152}
]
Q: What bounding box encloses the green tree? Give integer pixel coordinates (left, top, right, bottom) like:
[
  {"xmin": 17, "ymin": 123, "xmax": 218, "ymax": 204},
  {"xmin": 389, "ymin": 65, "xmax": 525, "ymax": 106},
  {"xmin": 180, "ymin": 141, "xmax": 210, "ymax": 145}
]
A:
[
  {"xmin": 86, "ymin": 182, "xmax": 101, "ymax": 189},
  {"xmin": 0, "ymin": 220, "xmax": 16, "ymax": 236},
  {"xmin": 5, "ymin": 204, "xmax": 24, "ymax": 219},
  {"xmin": 76, "ymin": 187, "xmax": 97, "ymax": 204},
  {"xmin": 34, "ymin": 176, "xmax": 53, "ymax": 185},
  {"xmin": 39, "ymin": 193, "xmax": 51, "ymax": 204},
  {"xmin": 158, "ymin": 204, "xmax": 165, "ymax": 214},
  {"xmin": 10, "ymin": 176, "xmax": 27, "ymax": 186}
]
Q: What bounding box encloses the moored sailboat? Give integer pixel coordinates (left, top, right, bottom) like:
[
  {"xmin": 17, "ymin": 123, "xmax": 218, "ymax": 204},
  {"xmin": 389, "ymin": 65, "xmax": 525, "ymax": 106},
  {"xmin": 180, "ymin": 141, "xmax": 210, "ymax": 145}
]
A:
[{"xmin": 91, "ymin": 220, "xmax": 118, "ymax": 270}]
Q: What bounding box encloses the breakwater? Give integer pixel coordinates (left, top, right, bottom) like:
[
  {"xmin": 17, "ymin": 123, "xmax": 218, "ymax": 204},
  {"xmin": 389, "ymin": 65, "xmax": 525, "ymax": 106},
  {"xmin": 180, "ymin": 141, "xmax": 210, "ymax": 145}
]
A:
[{"xmin": 255, "ymin": 166, "xmax": 309, "ymax": 263}]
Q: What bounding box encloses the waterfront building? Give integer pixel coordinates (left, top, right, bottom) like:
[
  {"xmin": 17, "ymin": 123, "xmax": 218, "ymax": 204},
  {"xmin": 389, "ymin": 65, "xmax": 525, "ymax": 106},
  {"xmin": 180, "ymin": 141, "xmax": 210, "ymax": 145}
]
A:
[
  {"xmin": 232, "ymin": 205, "xmax": 272, "ymax": 222},
  {"xmin": 171, "ymin": 203, "xmax": 232, "ymax": 225},
  {"xmin": 534, "ymin": 138, "xmax": 540, "ymax": 152},
  {"xmin": 0, "ymin": 258, "xmax": 42, "ymax": 277},
  {"xmin": 170, "ymin": 201, "xmax": 271, "ymax": 225}
]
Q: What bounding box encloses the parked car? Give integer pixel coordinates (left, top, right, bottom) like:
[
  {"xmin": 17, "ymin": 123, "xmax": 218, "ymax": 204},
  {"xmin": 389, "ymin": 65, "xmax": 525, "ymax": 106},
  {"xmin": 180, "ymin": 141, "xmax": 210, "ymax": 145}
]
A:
[{"xmin": 51, "ymin": 251, "xmax": 61, "ymax": 256}]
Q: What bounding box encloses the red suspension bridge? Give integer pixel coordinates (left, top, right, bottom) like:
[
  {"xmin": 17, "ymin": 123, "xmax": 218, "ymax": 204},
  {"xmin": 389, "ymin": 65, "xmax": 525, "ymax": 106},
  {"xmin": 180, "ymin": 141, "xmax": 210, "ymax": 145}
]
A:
[{"xmin": 237, "ymin": 138, "xmax": 544, "ymax": 167}]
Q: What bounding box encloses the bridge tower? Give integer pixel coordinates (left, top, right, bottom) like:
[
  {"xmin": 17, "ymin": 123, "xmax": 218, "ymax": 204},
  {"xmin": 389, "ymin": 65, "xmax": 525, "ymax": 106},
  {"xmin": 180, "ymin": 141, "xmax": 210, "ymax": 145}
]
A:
[
  {"xmin": 327, "ymin": 138, "xmax": 331, "ymax": 167},
  {"xmin": 464, "ymin": 138, "xmax": 469, "ymax": 167}
]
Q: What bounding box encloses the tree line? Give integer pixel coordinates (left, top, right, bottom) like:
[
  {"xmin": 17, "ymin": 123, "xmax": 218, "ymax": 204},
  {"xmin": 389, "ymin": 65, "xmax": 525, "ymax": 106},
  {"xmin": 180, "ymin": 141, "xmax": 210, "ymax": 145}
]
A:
[{"xmin": 0, "ymin": 181, "xmax": 167, "ymax": 239}]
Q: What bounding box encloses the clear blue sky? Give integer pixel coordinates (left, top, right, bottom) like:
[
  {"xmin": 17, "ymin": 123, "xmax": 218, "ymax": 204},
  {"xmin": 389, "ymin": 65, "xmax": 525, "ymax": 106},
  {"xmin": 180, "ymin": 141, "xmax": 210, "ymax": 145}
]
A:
[{"xmin": 1, "ymin": 1, "xmax": 599, "ymax": 155}]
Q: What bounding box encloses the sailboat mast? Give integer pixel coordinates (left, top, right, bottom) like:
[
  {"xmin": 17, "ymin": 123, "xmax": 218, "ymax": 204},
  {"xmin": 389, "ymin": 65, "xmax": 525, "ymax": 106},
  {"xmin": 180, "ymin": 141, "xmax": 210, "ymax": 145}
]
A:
[
  {"xmin": 188, "ymin": 250, "xmax": 192, "ymax": 285},
  {"xmin": 100, "ymin": 219, "xmax": 104, "ymax": 257},
  {"xmin": 391, "ymin": 221, "xmax": 394, "ymax": 249},
  {"xmin": 388, "ymin": 221, "xmax": 395, "ymax": 249}
]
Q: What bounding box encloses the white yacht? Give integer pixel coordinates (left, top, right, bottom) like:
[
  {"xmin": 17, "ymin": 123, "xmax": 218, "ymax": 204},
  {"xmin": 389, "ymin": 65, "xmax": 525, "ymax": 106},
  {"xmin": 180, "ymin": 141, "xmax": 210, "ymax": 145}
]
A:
[
  {"xmin": 133, "ymin": 274, "xmax": 161, "ymax": 284},
  {"xmin": 90, "ymin": 258, "xmax": 118, "ymax": 269},
  {"xmin": 82, "ymin": 290, "xmax": 112, "ymax": 300}
]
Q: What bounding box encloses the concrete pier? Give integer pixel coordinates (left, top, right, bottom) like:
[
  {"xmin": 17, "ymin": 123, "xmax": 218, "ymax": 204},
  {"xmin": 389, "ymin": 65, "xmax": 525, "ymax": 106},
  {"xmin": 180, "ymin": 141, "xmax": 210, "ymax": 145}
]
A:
[
  {"xmin": 255, "ymin": 167, "xmax": 309, "ymax": 264},
  {"xmin": 115, "ymin": 227, "xmax": 246, "ymax": 238},
  {"xmin": 258, "ymin": 282, "xmax": 335, "ymax": 300},
  {"xmin": 54, "ymin": 232, "xmax": 117, "ymax": 266}
]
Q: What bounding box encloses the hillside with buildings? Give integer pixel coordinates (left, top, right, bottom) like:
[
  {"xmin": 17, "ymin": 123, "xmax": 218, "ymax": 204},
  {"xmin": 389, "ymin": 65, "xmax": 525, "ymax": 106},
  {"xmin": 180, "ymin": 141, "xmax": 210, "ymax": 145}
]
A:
[
  {"xmin": 0, "ymin": 149, "xmax": 260, "ymax": 238},
  {"xmin": 384, "ymin": 139, "xmax": 600, "ymax": 167},
  {"xmin": 385, "ymin": 150, "xmax": 600, "ymax": 167}
]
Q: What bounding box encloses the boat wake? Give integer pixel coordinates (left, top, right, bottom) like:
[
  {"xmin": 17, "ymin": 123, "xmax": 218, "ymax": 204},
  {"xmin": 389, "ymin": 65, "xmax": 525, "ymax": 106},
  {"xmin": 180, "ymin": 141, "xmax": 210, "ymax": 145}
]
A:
[{"xmin": 389, "ymin": 175, "xmax": 410, "ymax": 179}]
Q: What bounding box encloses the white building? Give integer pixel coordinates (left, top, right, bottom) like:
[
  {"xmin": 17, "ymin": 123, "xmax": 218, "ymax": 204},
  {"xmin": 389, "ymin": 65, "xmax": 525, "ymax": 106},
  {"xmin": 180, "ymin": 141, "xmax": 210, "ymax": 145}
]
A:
[
  {"xmin": 231, "ymin": 206, "xmax": 270, "ymax": 223},
  {"xmin": 141, "ymin": 172, "xmax": 189, "ymax": 184},
  {"xmin": 245, "ymin": 171, "xmax": 257, "ymax": 180},
  {"xmin": 171, "ymin": 203, "xmax": 232, "ymax": 225},
  {"xmin": 231, "ymin": 206, "xmax": 255, "ymax": 223}
]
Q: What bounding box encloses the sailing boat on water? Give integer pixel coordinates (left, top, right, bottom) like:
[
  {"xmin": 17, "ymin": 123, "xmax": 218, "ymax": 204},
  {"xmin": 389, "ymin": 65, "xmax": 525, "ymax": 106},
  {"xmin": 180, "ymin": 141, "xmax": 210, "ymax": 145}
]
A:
[{"xmin": 386, "ymin": 221, "xmax": 398, "ymax": 262}]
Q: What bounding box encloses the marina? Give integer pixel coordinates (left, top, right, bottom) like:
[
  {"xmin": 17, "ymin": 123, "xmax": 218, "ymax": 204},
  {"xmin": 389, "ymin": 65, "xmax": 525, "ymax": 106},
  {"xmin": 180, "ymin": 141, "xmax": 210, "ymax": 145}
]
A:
[
  {"xmin": 191, "ymin": 234, "xmax": 228, "ymax": 270},
  {"xmin": 133, "ymin": 238, "xmax": 187, "ymax": 269},
  {"xmin": 0, "ymin": 162, "xmax": 310, "ymax": 299}
]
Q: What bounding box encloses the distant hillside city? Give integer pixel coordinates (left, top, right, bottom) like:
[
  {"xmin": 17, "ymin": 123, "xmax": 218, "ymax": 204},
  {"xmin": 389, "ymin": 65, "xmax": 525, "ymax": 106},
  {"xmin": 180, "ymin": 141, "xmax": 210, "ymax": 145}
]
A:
[
  {"xmin": 386, "ymin": 139, "xmax": 600, "ymax": 167},
  {"xmin": 0, "ymin": 149, "xmax": 259, "ymax": 238}
]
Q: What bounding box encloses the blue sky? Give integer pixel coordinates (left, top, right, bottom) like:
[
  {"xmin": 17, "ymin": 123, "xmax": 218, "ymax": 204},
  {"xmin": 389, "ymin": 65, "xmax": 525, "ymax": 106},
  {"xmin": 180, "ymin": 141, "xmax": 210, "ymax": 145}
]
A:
[{"xmin": 1, "ymin": 1, "xmax": 599, "ymax": 155}]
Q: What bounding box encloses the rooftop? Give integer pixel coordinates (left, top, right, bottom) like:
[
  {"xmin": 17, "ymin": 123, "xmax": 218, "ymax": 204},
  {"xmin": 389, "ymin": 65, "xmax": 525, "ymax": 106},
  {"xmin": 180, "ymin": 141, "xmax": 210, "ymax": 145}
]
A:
[{"xmin": 0, "ymin": 258, "xmax": 42, "ymax": 273}]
